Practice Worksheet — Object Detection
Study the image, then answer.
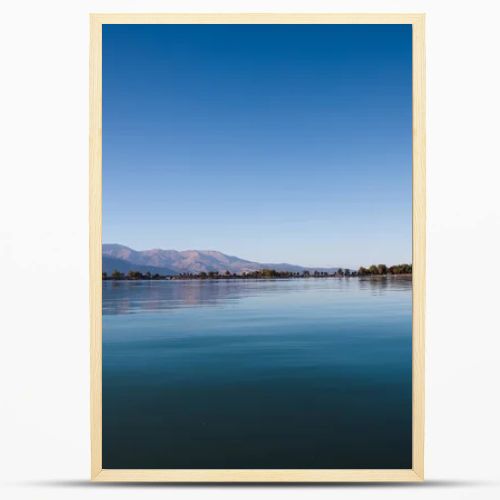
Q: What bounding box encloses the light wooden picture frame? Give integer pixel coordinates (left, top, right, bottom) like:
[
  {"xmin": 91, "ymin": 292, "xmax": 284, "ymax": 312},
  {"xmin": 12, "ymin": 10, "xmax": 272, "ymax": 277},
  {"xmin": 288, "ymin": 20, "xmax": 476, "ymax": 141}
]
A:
[{"xmin": 90, "ymin": 13, "xmax": 425, "ymax": 483}]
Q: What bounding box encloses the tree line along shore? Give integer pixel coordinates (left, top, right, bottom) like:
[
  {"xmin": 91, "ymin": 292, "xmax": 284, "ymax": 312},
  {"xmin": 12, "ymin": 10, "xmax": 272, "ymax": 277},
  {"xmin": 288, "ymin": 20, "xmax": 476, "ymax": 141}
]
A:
[{"xmin": 102, "ymin": 264, "xmax": 412, "ymax": 281}]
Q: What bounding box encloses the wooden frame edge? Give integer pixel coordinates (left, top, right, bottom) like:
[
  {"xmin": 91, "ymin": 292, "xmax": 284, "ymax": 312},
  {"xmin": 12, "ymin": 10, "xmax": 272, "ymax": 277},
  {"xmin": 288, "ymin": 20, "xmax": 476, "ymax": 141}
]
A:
[
  {"xmin": 90, "ymin": 13, "xmax": 103, "ymax": 479},
  {"xmin": 411, "ymin": 13, "xmax": 426, "ymax": 481},
  {"xmin": 92, "ymin": 468, "xmax": 422, "ymax": 483},
  {"xmin": 89, "ymin": 12, "xmax": 425, "ymax": 25},
  {"xmin": 89, "ymin": 13, "xmax": 425, "ymax": 483}
]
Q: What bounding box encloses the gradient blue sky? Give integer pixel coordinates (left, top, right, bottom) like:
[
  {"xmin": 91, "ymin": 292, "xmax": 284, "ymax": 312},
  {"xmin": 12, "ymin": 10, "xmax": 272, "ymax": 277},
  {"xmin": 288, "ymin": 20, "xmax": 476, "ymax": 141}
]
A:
[{"xmin": 103, "ymin": 24, "xmax": 412, "ymax": 269}]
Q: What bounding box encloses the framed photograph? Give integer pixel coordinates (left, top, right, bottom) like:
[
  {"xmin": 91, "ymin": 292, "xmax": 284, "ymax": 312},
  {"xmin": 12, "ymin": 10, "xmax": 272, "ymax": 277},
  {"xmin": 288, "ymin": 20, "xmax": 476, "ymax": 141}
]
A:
[{"xmin": 90, "ymin": 13, "xmax": 425, "ymax": 482}]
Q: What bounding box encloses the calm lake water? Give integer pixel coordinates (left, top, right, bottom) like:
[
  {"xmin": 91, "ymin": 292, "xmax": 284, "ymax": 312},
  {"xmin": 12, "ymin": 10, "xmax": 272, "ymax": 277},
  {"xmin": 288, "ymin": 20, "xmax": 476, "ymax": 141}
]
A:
[{"xmin": 102, "ymin": 278, "xmax": 412, "ymax": 469}]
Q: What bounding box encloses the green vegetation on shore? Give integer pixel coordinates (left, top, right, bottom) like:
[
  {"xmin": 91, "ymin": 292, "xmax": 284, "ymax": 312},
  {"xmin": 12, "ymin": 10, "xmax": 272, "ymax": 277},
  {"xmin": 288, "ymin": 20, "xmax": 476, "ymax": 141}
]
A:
[
  {"xmin": 357, "ymin": 263, "xmax": 412, "ymax": 276},
  {"xmin": 102, "ymin": 264, "xmax": 412, "ymax": 281}
]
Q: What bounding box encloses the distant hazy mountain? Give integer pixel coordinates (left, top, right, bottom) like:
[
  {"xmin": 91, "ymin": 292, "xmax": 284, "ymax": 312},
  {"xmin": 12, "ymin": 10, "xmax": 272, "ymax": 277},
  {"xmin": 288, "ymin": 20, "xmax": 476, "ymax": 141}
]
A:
[
  {"xmin": 102, "ymin": 255, "xmax": 177, "ymax": 276},
  {"xmin": 102, "ymin": 244, "xmax": 339, "ymax": 275}
]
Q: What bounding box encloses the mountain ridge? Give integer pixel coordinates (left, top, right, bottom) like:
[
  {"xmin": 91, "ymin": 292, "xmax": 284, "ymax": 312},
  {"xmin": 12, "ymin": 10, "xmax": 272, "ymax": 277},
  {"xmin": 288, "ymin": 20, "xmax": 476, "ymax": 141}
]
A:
[{"xmin": 102, "ymin": 244, "xmax": 340, "ymax": 275}]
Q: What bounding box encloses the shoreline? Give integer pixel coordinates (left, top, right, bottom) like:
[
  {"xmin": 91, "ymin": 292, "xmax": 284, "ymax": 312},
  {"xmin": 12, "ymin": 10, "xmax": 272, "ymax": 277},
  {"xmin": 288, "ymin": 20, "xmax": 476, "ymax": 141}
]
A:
[{"xmin": 103, "ymin": 274, "xmax": 413, "ymax": 282}]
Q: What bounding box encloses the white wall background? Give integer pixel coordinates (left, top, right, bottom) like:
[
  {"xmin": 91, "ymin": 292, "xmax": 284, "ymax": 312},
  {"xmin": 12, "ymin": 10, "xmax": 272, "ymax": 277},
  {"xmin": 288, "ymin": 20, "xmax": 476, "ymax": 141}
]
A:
[{"xmin": 1, "ymin": 0, "xmax": 499, "ymax": 499}]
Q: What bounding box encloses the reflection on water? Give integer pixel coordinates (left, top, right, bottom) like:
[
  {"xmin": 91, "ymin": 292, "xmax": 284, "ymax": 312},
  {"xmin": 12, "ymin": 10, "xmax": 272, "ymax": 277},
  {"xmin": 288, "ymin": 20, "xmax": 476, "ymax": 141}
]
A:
[
  {"xmin": 102, "ymin": 277, "xmax": 412, "ymax": 469},
  {"xmin": 103, "ymin": 277, "xmax": 412, "ymax": 315}
]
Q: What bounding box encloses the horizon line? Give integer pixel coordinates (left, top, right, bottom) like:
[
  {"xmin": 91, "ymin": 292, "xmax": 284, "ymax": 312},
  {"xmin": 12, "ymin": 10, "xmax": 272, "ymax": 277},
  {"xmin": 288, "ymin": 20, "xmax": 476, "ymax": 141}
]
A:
[{"xmin": 102, "ymin": 242, "xmax": 411, "ymax": 270}]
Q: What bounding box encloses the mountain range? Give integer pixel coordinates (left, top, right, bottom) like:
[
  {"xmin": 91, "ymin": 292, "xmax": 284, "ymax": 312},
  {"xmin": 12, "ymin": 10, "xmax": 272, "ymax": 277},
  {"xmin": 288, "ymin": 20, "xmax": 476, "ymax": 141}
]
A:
[{"xmin": 102, "ymin": 244, "xmax": 339, "ymax": 275}]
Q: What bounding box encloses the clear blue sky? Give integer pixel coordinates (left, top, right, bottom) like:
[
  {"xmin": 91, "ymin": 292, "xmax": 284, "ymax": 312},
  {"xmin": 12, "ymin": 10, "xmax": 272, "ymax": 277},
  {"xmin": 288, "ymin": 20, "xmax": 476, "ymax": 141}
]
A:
[{"xmin": 103, "ymin": 24, "xmax": 412, "ymax": 269}]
